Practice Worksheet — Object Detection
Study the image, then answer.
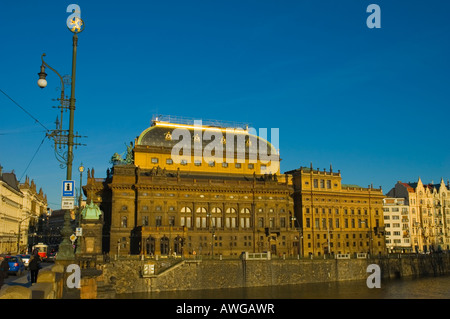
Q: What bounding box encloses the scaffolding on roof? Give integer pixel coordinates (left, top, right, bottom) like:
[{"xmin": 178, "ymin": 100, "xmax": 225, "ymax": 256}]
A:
[{"xmin": 151, "ymin": 114, "xmax": 251, "ymax": 130}]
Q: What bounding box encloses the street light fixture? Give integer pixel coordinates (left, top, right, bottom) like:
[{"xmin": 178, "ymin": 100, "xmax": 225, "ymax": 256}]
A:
[
  {"xmin": 37, "ymin": 64, "xmax": 48, "ymax": 88},
  {"xmin": 37, "ymin": 14, "xmax": 85, "ymax": 180},
  {"xmin": 78, "ymin": 163, "xmax": 84, "ymax": 207},
  {"xmin": 38, "ymin": 9, "xmax": 85, "ymax": 262}
]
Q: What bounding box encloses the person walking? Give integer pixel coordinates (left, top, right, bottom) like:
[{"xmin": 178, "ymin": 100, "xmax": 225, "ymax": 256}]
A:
[
  {"xmin": 28, "ymin": 254, "xmax": 41, "ymax": 285},
  {"xmin": 0, "ymin": 256, "xmax": 9, "ymax": 288}
]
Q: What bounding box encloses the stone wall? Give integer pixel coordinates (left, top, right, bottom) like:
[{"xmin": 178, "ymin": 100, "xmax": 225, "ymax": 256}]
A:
[{"xmin": 99, "ymin": 254, "xmax": 450, "ymax": 296}]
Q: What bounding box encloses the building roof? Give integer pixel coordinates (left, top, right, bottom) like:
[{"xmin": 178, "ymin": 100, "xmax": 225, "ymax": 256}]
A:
[
  {"xmin": 0, "ymin": 171, "xmax": 21, "ymax": 193},
  {"xmin": 135, "ymin": 120, "xmax": 276, "ymax": 156}
]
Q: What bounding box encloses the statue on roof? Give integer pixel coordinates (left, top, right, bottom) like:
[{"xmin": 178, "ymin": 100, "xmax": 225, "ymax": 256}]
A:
[{"xmin": 124, "ymin": 142, "xmax": 134, "ymax": 164}]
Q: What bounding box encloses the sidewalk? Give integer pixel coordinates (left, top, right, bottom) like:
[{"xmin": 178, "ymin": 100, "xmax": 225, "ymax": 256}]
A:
[{"xmin": 4, "ymin": 263, "xmax": 53, "ymax": 289}]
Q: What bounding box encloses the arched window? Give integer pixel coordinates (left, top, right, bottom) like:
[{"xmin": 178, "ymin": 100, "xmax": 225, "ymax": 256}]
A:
[
  {"xmin": 174, "ymin": 236, "xmax": 183, "ymax": 255},
  {"xmin": 196, "ymin": 207, "xmax": 207, "ymax": 213},
  {"xmin": 225, "ymin": 207, "xmax": 237, "ymax": 228},
  {"xmin": 180, "ymin": 207, "xmax": 192, "ymax": 213},
  {"xmin": 146, "ymin": 236, "xmax": 155, "ymax": 255},
  {"xmin": 240, "ymin": 208, "xmax": 251, "ymax": 228},
  {"xmin": 160, "ymin": 236, "xmax": 169, "ymax": 255},
  {"xmin": 226, "ymin": 207, "xmax": 236, "ymax": 214},
  {"xmin": 211, "ymin": 207, "xmax": 222, "ymax": 228},
  {"xmin": 180, "ymin": 207, "xmax": 192, "ymax": 228}
]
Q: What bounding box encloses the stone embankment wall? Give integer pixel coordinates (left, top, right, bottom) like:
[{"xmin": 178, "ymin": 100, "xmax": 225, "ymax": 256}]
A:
[{"xmin": 99, "ymin": 254, "xmax": 450, "ymax": 296}]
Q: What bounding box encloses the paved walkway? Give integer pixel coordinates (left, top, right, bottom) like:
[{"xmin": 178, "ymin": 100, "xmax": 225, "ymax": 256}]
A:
[{"xmin": 3, "ymin": 263, "xmax": 53, "ymax": 289}]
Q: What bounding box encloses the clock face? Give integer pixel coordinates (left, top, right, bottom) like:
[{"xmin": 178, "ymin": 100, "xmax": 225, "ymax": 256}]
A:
[{"xmin": 68, "ymin": 17, "xmax": 85, "ymax": 33}]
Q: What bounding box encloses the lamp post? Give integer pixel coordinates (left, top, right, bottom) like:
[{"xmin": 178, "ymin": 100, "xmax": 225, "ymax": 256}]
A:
[
  {"xmin": 17, "ymin": 215, "xmax": 37, "ymax": 254},
  {"xmin": 38, "ymin": 15, "xmax": 85, "ymax": 180},
  {"xmin": 78, "ymin": 163, "xmax": 84, "ymax": 213},
  {"xmin": 38, "ymin": 12, "xmax": 85, "ymax": 262}
]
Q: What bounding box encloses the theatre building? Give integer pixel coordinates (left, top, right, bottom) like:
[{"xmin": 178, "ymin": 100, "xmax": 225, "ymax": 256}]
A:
[{"xmin": 84, "ymin": 116, "xmax": 298, "ymax": 258}]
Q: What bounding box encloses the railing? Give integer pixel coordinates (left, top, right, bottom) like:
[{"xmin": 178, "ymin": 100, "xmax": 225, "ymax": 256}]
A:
[
  {"xmin": 242, "ymin": 252, "xmax": 271, "ymax": 260},
  {"xmin": 335, "ymin": 254, "xmax": 351, "ymax": 259}
]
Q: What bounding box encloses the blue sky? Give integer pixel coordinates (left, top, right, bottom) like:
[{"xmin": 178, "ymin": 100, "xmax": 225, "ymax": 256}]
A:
[{"xmin": 1, "ymin": 1, "xmax": 450, "ymax": 209}]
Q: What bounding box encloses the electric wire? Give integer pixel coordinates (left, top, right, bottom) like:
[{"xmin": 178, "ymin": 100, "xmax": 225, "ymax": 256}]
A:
[
  {"xmin": 19, "ymin": 134, "xmax": 47, "ymax": 182},
  {"xmin": 0, "ymin": 88, "xmax": 50, "ymax": 132}
]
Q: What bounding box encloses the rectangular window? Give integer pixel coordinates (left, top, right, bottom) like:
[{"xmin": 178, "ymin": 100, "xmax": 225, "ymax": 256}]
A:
[
  {"xmin": 151, "ymin": 157, "xmax": 159, "ymax": 164},
  {"xmin": 142, "ymin": 216, "xmax": 149, "ymax": 226},
  {"xmin": 235, "ymin": 163, "xmax": 242, "ymax": 169},
  {"xmin": 269, "ymin": 218, "xmax": 274, "ymax": 228},
  {"xmin": 313, "ymin": 179, "xmax": 318, "ymax": 188},
  {"xmin": 156, "ymin": 216, "xmax": 162, "ymax": 226},
  {"xmin": 248, "ymin": 164, "xmax": 254, "ymax": 169},
  {"xmin": 169, "ymin": 216, "xmax": 175, "ymax": 226},
  {"xmin": 327, "ymin": 180, "xmax": 331, "ymax": 189},
  {"xmin": 258, "ymin": 217, "xmax": 264, "ymax": 228},
  {"xmin": 202, "ymin": 217, "xmax": 207, "ymax": 228},
  {"xmin": 166, "ymin": 158, "xmax": 173, "ymax": 165},
  {"xmin": 222, "ymin": 162, "xmax": 229, "ymax": 168},
  {"xmin": 194, "ymin": 160, "xmax": 202, "ymax": 166},
  {"xmin": 320, "ymin": 180, "xmax": 325, "ymax": 188},
  {"xmin": 280, "ymin": 217, "xmax": 286, "ymax": 228}
]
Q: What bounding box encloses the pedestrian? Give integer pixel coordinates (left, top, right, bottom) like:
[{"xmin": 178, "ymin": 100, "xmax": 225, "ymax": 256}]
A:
[
  {"xmin": 0, "ymin": 256, "xmax": 9, "ymax": 288},
  {"xmin": 28, "ymin": 254, "xmax": 41, "ymax": 285}
]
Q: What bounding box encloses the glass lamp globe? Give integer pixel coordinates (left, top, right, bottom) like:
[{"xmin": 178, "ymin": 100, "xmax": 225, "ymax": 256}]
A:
[{"xmin": 37, "ymin": 78, "xmax": 47, "ymax": 88}]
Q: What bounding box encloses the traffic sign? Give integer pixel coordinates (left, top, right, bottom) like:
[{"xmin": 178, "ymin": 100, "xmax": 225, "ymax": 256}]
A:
[
  {"xmin": 62, "ymin": 180, "xmax": 75, "ymax": 197},
  {"xmin": 61, "ymin": 197, "xmax": 75, "ymax": 209},
  {"xmin": 76, "ymin": 227, "xmax": 83, "ymax": 236}
]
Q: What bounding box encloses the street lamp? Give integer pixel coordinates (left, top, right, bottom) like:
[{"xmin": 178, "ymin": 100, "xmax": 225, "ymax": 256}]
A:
[
  {"xmin": 37, "ymin": 64, "xmax": 48, "ymax": 88},
  {"xmin": 38, "ymin": 10, "xmax": 85, "ymax": 262},
  {"xmin": 78, "ymin": 163, "xmax": 84, "ymax": 208},
  {"xmin": 37, "ymin": 14, "xmax": 85, "ymax": 180},
  {"xmin": 17, "ymin": 215, "xmax": 37, "ymax": 254}
]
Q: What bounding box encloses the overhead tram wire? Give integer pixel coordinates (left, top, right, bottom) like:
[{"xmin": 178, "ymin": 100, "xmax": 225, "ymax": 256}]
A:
[
  {"xmin": 0, "ymin": 88, "xmax": 50, "ymax": 132},
  {"xmin": 0, "ymin": 88, "xmax": 51, "ymax": 181},
  {"xmin": 18, "ymin": 134, "xmax": 47, "ymax": 182}
]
